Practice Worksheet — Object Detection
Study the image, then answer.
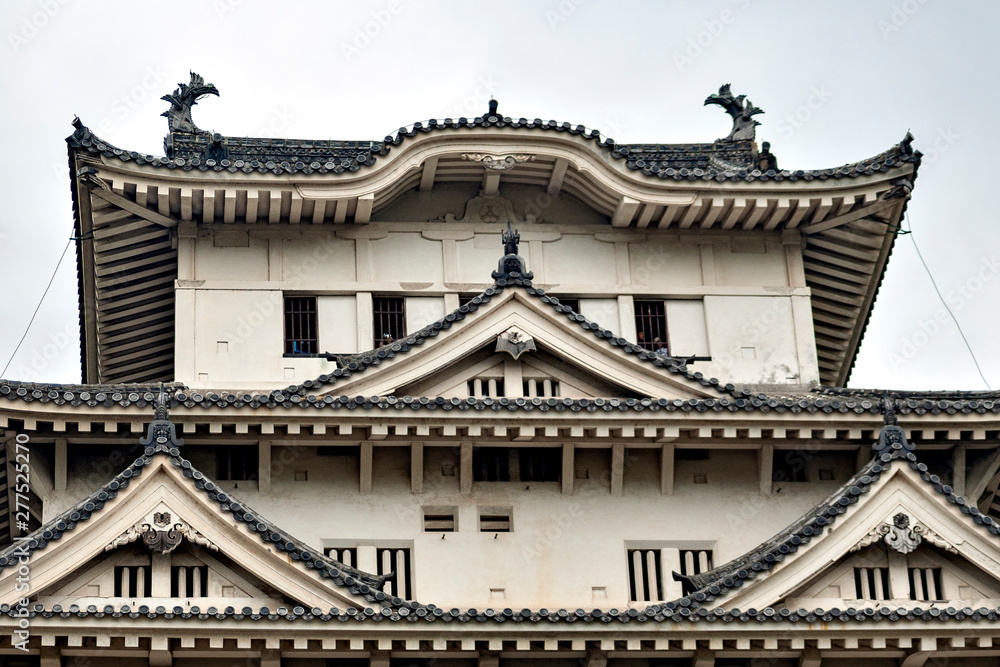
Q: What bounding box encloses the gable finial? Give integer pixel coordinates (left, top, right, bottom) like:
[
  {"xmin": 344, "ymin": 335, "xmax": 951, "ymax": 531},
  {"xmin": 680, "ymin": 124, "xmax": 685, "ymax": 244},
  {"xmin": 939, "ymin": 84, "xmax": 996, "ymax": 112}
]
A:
[
  {"xmin": 492, "ymin": 221, "xmax": 532, "ymax": 279},
  {"xmin": 141, "ymin": 385, "xmax": 183, "ymax": 452},
  {"xmin": 161, "ymin": 71, "xmax": 219, "ymax": 134},
  {"xmin": 872, "ymin": 392, "xmax": 912, "ymax": 456},
  {"xmin": 704, "ymin": 83, "xmax": 763, "ymax": 142}
]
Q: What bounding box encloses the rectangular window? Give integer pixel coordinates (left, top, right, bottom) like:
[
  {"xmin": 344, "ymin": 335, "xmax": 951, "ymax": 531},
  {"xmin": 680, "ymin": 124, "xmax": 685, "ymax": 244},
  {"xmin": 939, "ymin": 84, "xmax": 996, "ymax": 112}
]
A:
[
  {"xmin": 627, "ymin": 549, "xmax": 664, "ymax": 602},
  {"xmin": 170, "ymin": 565, "xmax": 208, "ymax": 597},
  {"xmin": 679, "ymin": 549, "xmax": 714, "ymax": 577},
  {"xmin": 468, "ymin": 377, "xmax": 505, "ymax": 398},
  {"xmin": 634, "ymin": 300, "xmax": 668, "ymax": 352},
  {"xmin": 284, "ymin": 296, "xmax": 317, "ymax": 355},
  {"xmin": 522, "ymin": 378, "xmax": 560, "ymax": 398},
  {"xmin": 909, "ymin": 567, "xmax": 943, "ymax": 601},
  {"xmin": 216, "ymin": 446, "xmax": 258, "ymax": 481},
  {"xmin": 479, "ymin": 508, "xmax": 512, "ymax": 532},
  {"xmin": 773, "ymin": 449, "xmax": 810, "ymax": 483},
  {"xmin": 373, "ymin": 296, "xmax": 406, "ymax": 348},
  {"xmin": 518, "ymin": 448, "xmax": 561, "ymax": 482},
  {"xmin": 854, "ymin": 566, "xmax": 891, "ymax": 600},
  {"xmin": 114, "ymin": 565, "xmax": 152, "ymax": 598},
  {"xmin": 377, "ymin": 547, "xmax": 412, "ymax": 599},
  {"xmin": 325, "ymin": 546, "xmax": 359, "ymax": 568},
  {"xmin": 423, "ymin": 508, "xmax": 457, "ymax": 532},
  {"xmin": 473, "ymin": 447, "xmax": 511, "ymax": 482}
]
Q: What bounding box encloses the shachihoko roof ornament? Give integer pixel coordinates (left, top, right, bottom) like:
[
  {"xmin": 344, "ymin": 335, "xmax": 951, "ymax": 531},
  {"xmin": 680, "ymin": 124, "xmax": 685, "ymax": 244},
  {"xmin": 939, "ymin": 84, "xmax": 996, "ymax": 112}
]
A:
[
  {"xmin": 704, "ymin": 83, "xmax": 763, "ymax": 142},
  {"xmin": 160, "ymin": 71, "xmax": 218, "ymax": 134}
]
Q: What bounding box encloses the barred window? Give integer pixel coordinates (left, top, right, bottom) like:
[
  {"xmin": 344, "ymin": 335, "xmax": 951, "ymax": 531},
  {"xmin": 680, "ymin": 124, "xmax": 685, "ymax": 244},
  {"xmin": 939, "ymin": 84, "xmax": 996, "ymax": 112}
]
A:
[
  {"xmin": 679, "ymin": 549, "xmax": 714, "ymax": 577},
  {"xmin": 284, "ymin": 296, "xmax": 317, "ymax": 354},
  {"xmin": 518, "ymin": 448, "xmax": 560, "ymax": 482},
  {"xmin": 377, "ymin": 547, "xmax": 412, "ymax": 599},
  {"xmin": 473, "ymin": 447, "xmax": 511, "ymax": 482},
  {"xmin": 854, "ymin": 566, "xmax": 891, "ymax": 600},
  {"xmin": 909, "ymin": 567, "xmax": 943, "ymax": 601},
  {"xmin": 171, "ymin": 565, "xmax": 208, "ymax": 597},
  {"xmin": 627, "ymin": 549, "xmax": 663, "ymax": 602},
  {"xmin": 325, "ymin": 547, "xmax": 359, "ymax": 568},
  {"xmin": 634, "ymin": 300, "xmax": 667, "ymax": 352},
  {"xmin": 114, "ymin": 565, "xmax": 152, "ymax": 598},
  {"xmin": 373, "ymin": 296, "xmax": 406, "ymax": 348}
]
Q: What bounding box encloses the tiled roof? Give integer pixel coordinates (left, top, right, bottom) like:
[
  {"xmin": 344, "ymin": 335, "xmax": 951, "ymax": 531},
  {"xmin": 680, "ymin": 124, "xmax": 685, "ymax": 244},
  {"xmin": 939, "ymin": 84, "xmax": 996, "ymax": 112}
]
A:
[
  {"xmin": 658, "ymin": 411, "xmax": 999, "ymax": 613},
  {"xmin": 66, "ymin": 112, "xmax": 920, "ymax": 184},
  {"xmin": 0, "ymin": 396, "xmax": 404, "ymax": 610}
]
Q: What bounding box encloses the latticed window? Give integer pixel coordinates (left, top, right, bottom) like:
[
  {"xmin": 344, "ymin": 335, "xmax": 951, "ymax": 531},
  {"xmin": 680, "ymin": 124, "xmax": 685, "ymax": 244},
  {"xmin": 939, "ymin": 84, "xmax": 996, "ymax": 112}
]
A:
[
  {"xmin": 634, "ymin": 300, "xmax": 667, "ymax": 352},
  {"xmin": 909, "ymin": 567, "xmax": 943, "ymax": 601},
  {"xmin": 627, "ymin": 549, "xmax": 663, "ymax": 602},
  {"xmin": 171, "ymin": 565, "xmax": 208, "ymax": 597},
  {"xmin": 114, "ymin": 565, "xmax": 152, "ymax": 597},
  {"xmin": 373, "ymin": 296, "xmax": 406, "ymax": 347},
  {"xmin": 284, "ymin": 296, "xmax": 317, "ymax": 354},
  {"xmin": 377, "ymin": 547, "xmax": 412, "ymax": 599},
  {"xmin": 679, "ymin": 549, "xmax": 714, "ymax": 576},
  {"xmin": 854, "ymin": 566, "xmax": 891, "ymax": 600}
]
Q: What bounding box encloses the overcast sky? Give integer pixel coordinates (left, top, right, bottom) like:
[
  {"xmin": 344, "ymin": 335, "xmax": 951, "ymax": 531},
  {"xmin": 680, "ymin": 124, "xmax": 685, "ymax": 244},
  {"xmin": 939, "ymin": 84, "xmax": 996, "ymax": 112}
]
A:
[{"xmin": 1, "ymin": 0, "xmax": 998, "ymax": 391}]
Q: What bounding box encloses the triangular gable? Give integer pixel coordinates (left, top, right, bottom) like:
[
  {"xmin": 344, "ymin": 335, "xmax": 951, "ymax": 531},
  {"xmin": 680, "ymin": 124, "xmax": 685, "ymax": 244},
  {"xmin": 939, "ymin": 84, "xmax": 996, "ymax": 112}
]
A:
[
  {"xmin": 657, "ymin": 416, "xmax": 1000, "ymax": 613},
  {"xmin": 313, "ymin": 277, "xmax": 721, "ymax": 400},
  {"xmin": 0, "ymin": 399, "xmax": 403, "ymax": 612}
]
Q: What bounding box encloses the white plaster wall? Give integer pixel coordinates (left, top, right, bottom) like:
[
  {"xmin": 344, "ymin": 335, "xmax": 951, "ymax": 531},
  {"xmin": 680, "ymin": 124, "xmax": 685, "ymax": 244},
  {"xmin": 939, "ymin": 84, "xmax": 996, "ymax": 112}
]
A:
[
  {"xmin": 665, "ymin": 300, "xmax": 709, "ymax": 357},
  {"xmin": 456, "ymin": 234, "xmax": 503, "ymax": 283},
  {"xmin": 193, "ymin": 235, "xmax": 269, "ymax": 281},
  {"xmin": 546, "ymin": 235, "xmax": 617, "ymax": 285},
  {"xmin": 579, "ymin": 298, "xmax": 619, "ymax": 332},
  {"xmin": 714, "ymin": 238, "xmax": 788, "ymax": 287},
  {"xmin": 55, "ymin": 445, "xmax": 853, "ymax": 610},
  {"xmin": 702, "ymin": 295, "xmax": 804, "ymax": 384},
  {"xmin": 628, "ymin": 239, "xmax": 702, "ymax": 286},
  {"xmin": 371, "ymin": 232, "xmax": 443, "ymax": 283},
  {"xmin": 406, "ymin": 296, "xmax": 446, "ymax": 334},
  {"xmin": 318, "ymin": 296, "xmax": 357, "ymax": 354},
  {"xmin": 281, "ymin": 234, "xmax": 355, "ymax": 283}
]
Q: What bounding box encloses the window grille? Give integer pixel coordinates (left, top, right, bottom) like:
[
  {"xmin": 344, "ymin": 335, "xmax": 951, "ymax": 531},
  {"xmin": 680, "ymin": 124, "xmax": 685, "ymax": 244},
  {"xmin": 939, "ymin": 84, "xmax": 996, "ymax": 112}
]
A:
[
  {"xmin": 377, "ymin": 547, "xmax": 412, "ymax": 599},
  {"xmin": 522, "ymin": 378, "xmax": 560, "ymax": 398},
  {"xmin": 325, "ymin": 547, "xmax": 359, "ymax": 568},
  {"xmin": 633, "ymin": 300, "xmax": 667, "ymax": 352},
  {"xmin": 467, "ymin": 377, "xmax": 505, "ymax": 398},
  {"xmin": 284, "ymin": 296, "xmax": 317, "ymax": 354},
  {"xmin": 473, "ymin": 447, "xmax": 511, "ymax": 482},
  {"xmin": 373, "ymin": 296, "xmax": 406, "ymax": 348},
  {"xmin": 215, "ymin": 446, "xmax": 258, "ymax": 481},
  {"xmin": 627, "ymin": 549, "xmax": 663, "ymax": 602},
  {"xmin": 423, "ymin": 510, "xmax": 457, "ymax": 532},
  {"xmin": 171, "ymin": 565, "xmax": 208, "ymax": 597},
  {"xmin": 854, "ymin": 567, "xmax": 892, "ymax": 600},
  {"xmin": 518, "ymin": 448, "xmax": 561, "ymax": 482},
  {"xmin": 479, "ymin": 509, "xmax": 512, "ymax": 532},
  {"xmin": 909, "ymin": 567, "xmax": 943, "ymax": 601},
  {"xmin": 114, "ymin": 565, "xmax": 152, "ymax": 598},
  {"xmin": 679, "ymin": 549, "xmax": 714, "ymax": 577}
]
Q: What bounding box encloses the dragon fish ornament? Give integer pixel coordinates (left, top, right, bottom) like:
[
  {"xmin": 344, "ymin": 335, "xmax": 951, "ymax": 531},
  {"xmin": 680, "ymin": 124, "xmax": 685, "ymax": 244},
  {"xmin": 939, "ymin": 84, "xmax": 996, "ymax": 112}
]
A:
[
  {"xmin": 161, "ymin": 71, "xmax": 219, "ymax": 134},
  {"xmin": 704, "ymin": 84, "xmax": 763, "ymax": 142}
]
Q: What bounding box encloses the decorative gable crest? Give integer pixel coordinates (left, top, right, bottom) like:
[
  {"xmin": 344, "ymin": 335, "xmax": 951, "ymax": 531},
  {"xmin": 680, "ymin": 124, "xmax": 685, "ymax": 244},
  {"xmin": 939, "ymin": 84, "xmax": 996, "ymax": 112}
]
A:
[
  {"xmin": 851, "ymin": 512, "xmax": 957, "ymax": 555},
  {"xmin": 496, "ymin": 326, "xmax": 536, "ymax": 360},
  {"xmin": 443, "ymin": 191, "xmax": 537, "ymax": 225}
]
